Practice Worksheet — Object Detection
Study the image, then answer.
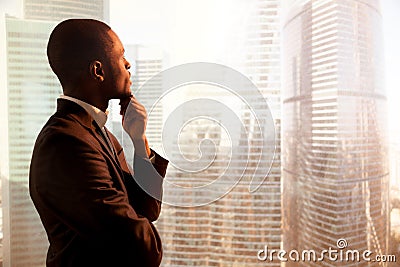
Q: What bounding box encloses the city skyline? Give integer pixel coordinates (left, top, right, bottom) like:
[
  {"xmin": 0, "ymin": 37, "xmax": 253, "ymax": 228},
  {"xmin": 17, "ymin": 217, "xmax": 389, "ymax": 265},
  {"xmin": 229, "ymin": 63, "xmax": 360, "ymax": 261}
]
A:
[
  {"xmin": 105, "ymin": 0, "xmax": 400, "ymax": 144},
  {"xmin": 0, "ymin": 0, "xmax": 398, "ymax": 141},
  {"xmin": 156, "ymin": 4, "xmax": 283, "ymax": 257},
  {"xmin": 0, "ymin": 0, "xmax": 398, "ymax": 266}
]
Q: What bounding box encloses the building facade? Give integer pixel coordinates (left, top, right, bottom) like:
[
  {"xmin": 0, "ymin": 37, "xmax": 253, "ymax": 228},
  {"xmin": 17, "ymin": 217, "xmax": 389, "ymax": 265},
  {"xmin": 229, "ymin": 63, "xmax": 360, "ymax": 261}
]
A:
[
  {"xmin": 3, "ymin": 16, "xmax": 58, "ymax": 267},
  {"xmin": 243, "ymin": 0, "xmax": 282, "ymax": 265},
  {"xmin": 282, "ymin": 0, "xmax": 389, "ymax": 266},
  {"xmin": 24, "ymin": 0, "xmax": 109, "ymax": 22},
  {"xmin": 156, "ymin": 0, "xmax": 282, "ymax": 266},
  {"xmin": 129, "ymin": 45, "xmax": 164, "ymax": 152}
]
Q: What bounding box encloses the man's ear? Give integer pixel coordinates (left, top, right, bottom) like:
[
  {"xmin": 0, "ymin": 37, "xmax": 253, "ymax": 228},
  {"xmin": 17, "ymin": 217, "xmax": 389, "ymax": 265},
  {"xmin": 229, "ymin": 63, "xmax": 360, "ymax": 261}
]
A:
[{"xmin": 89, "ymin": 60, "xmax": 104, "ymax": 82}]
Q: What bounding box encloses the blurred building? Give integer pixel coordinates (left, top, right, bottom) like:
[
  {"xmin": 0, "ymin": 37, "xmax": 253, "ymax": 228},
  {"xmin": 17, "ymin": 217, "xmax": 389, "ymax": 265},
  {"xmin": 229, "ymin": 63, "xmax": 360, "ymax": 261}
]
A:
[
  {"xmin": 243, "ymin": 0, "xmax": 282, "ymax": 264},
  {"xmin": 389, "ymin": 142, "xmax": 400, "ymax": 255},
  {"xmin": 24, "ymin": 0, "xmax": 109, "ymax": 21},
  {"xmin": 156, "ymin": 0, "xmax": 282, "ymax": 266},
  {"xmin": 2, "ymin": 16, "xmax": 58, "ymax": 267},
  {"xmin": 129, "ymin": 45, "xmax": 165, "ymax": 152},
  {"xmin": 1, "ymin": 1, "xmax": 108, "ymax": 266},
  {"xmin": 390, "ymin": 142, "xmax": 400, "ymax": 190},
  {"xmin": 282, "ymin": 0, "xmax": 389, "ymax": 266}
]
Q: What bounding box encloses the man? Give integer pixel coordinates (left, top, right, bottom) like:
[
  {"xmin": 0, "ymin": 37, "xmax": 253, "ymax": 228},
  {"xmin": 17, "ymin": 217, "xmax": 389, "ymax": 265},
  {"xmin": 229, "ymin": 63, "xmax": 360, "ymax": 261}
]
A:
[{"xmin": 29, "ymin": 19, "xmax": 168, "ymax": 267}]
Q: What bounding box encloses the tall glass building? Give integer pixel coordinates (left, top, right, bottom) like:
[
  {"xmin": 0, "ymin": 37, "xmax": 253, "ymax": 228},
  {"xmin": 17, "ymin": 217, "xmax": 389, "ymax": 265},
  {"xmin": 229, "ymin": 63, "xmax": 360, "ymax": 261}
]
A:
[
  {"xmin": 282, "ymin": 0, "xmax": 389, "ymax": 266},
  {"xmin": 130, "ymin": 45, "xmax": 165, "ymax": 152},
  {"xmin": 1, "ymin": 1, "xmax": 108, "ymax": 266},
  {"xmin": 3, "ymin": 16, "xmax": 57, "ymax": 267},
  {"xmin": 156, "ymin": 0, "xmax": 282, "ymax": 266},
  {"xmin": 244, "ymin": 0, "xmax": 282, "ymax": 264},
  {"xmin": 24, "ymin": 0, "xmax": 109, "ymax": 21}
]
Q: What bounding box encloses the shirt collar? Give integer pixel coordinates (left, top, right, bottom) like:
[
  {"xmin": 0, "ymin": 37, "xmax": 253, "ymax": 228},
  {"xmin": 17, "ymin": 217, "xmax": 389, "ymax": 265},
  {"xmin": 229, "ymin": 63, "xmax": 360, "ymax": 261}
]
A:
[{"xmin": 59, "ymin": 95, "xmax": 108, "ymax": 128}]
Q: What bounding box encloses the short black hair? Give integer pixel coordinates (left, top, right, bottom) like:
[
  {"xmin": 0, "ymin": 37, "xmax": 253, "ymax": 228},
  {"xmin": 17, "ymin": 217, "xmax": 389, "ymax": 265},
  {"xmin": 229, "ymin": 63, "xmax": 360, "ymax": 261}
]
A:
[{"xmin": 47, "ymin": 19, "xmax": 113, "ymax": 89}]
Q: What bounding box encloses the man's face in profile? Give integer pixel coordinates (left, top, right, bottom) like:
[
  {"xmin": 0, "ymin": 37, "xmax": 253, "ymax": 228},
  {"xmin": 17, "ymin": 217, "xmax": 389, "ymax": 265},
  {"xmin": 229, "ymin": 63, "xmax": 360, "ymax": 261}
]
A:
[{"xmin": 102, "ymin": 30, "xmax": 132, "ymax": 100}]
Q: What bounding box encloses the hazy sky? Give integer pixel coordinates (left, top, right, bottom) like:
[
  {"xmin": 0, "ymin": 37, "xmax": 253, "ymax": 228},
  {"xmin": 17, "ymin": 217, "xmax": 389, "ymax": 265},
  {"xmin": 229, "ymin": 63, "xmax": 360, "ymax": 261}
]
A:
[
  {"xmin": 109, "ymin": 0, "xmax": 248, "ymax": 65},
  {"xmin": 0, "ymin": 0, "xmax": 399, "ymax": 141},
  {"xmin": 109, "ymin": 0, "xmax": 400, "ymax": 141}
]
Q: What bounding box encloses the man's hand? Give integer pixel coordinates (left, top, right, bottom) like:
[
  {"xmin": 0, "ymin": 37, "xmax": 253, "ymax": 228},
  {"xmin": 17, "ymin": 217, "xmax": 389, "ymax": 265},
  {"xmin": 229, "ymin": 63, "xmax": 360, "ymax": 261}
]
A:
[{"xmin": 120, "ymin": 96, "xmax": 151, "ymax": 157}]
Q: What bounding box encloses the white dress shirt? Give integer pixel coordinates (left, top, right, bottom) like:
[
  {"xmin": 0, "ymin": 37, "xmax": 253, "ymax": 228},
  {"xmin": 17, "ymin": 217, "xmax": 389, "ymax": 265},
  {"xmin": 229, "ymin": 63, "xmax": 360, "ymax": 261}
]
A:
[
  {"xmin": 59, "ymin": 95, "xmax": 155, "ymax": 163},
  {"xmin": 59, "ymin": 95, "xmax": 114, "ymax": 153},
  {"xmin": 59, "ymin": 95, "xmax": 161, "ymax": 199}
]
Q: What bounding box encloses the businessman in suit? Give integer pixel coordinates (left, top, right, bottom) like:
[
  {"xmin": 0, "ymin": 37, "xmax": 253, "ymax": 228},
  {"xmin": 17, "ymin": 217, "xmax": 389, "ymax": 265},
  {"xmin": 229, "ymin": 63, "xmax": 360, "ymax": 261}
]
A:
[{"xmin": 29, "ymin": 19, "xmax": 168, "ymax": 267}]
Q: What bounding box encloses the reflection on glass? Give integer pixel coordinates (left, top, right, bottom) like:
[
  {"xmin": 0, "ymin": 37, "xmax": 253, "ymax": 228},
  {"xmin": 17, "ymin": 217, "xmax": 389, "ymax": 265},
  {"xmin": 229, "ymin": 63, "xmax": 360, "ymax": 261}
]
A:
[{"xmin": 282, "ymin": 0, "xmax": 389, "ymax": 266}]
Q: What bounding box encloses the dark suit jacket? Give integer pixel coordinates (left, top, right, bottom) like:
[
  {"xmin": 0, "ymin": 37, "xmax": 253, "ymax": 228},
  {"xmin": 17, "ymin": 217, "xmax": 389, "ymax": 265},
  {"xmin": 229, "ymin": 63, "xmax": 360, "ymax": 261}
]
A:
[{"xmin": 29, "ymin": 99, "xmax": 168, "ymax": 267}]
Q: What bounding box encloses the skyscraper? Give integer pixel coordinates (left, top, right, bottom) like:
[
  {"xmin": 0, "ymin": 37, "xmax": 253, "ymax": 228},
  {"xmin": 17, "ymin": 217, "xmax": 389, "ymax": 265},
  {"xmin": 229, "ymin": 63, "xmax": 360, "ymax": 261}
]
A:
[
  {"xmin": 24, "ymin": 0, "xmax": 109, "ymax": 21},
  {"xmin": 282, "ymin": 0, "xmax": 389, "ymax": 266},
  {"xmin": 155, "ymin": 0, "xmax": 282, "ymax": 266},
  {"xmin": 2, "ymin": 16, "xmax": 58, "ymax": 267},
  {"xmin": 130, "ymin": 45, "xmax": 165, "ymax": 152},
  {"xmin": 1, "ymin": 1, "xmax": 108, "ymax": 266},
  {"xmin": 243, "ymin": 0, "xmax": 281, "ymax": 264}
]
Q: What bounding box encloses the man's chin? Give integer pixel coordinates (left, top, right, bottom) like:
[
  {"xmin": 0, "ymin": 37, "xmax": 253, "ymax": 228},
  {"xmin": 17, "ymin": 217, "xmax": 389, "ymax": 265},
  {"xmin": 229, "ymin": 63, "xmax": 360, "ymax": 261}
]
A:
[
  {"xmin": 124, "ymin": 88, "xmax": 133, "ymax": 98},
  {"xmin": 123, "ymin": 92, "xmax": 133, "ymax": 100},
  {"xmin": 111, "ymin": 91, "xmax": 132, "ymax": 100}
]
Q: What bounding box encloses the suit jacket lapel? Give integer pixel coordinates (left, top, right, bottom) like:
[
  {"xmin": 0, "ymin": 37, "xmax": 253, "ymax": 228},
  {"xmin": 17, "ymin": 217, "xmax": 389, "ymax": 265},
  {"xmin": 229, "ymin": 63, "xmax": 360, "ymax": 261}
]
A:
[
  {"xmin": 56, "ymin": 99, "xmax": 126, "ymax": 181},
  {"xmin": 91, "ymin": 124, "xmax": 116, "ymax": 159},
  {"xmin": 89, "ymin": 123, "xmax": 126, "ymax": 177},
  {"xmin": 108, "ymin": 132, "xmax": 133, "ymax": 176}
]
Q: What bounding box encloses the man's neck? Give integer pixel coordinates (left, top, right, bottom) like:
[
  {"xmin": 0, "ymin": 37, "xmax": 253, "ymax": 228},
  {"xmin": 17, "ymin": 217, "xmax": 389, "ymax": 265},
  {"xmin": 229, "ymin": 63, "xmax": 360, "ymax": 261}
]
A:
[{"xmin": 63, "ymin": 92, "xmax": 108, "ymax": 112}]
